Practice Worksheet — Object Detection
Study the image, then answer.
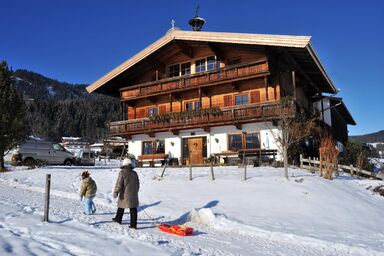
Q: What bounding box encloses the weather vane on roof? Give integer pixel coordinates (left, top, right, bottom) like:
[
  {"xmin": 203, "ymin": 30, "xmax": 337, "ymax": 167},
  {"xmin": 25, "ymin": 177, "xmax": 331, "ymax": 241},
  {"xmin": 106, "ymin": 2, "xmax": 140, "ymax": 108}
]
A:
[{"xmin": 189, "ymin": 4, "xmax": 205, "ymax": 31}]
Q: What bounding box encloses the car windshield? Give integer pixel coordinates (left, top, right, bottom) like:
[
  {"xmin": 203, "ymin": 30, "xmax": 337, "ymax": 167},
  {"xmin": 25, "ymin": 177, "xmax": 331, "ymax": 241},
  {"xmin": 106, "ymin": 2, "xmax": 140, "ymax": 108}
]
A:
[{"xmin": 52, "ymin": 144, "xmax": 65, "ymax": 151}]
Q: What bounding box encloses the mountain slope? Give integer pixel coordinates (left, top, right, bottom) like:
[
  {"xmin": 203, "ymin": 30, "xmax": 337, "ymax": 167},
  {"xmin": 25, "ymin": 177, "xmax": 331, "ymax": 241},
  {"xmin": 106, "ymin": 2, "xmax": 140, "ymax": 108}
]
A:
[
  {"xmin": 350, "ymin": 130, "xmax": 384, "ymax": 143},
  {"xmin": 12, "ymin": 70, "xmax": 119, "ymax": 142}
]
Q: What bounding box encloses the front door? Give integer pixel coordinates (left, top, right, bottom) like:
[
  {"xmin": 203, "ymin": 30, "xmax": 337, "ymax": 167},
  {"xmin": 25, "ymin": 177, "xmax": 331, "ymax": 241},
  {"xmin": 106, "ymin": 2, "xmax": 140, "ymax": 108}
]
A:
[{"xmin": 188, "ymin": 137, "xmax": 203, "ymax": 164}]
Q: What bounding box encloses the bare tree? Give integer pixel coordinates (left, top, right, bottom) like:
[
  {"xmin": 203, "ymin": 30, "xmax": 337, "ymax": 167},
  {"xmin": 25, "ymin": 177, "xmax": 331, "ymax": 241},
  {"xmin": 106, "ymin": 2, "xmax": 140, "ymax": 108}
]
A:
[{"xmin": 270, "ymin": 97, "xmax": 319, "ymax": 179}]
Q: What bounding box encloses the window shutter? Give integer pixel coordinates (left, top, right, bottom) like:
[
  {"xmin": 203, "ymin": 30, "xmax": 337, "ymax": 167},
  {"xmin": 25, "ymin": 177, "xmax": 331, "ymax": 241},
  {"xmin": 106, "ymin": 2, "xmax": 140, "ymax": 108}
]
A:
[
  {"xmin": 223, "ymin": 95, "xmax": 233, "ymax": 107},
  {"xmin": 136, "ymin": 108, "xmax": 146, "ymax": 118},
  {"xmin": 250, "ymin": 91, "xmax": 261, "ymax": 103},
  {"xmin": 128, "ymin": 107, "xmax": 135, "ymax": 119},
  {"xmin": 159, "ymin": 105, "xmax": 166, "ymax": 114}
]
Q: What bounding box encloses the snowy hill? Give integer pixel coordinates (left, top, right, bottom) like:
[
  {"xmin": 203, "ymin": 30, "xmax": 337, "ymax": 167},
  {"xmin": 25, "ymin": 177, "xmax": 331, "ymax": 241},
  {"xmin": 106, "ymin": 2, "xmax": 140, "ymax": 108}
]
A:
[{"xmin": 0, "ymin": 163, "xmax": 383, "ymax": 255}]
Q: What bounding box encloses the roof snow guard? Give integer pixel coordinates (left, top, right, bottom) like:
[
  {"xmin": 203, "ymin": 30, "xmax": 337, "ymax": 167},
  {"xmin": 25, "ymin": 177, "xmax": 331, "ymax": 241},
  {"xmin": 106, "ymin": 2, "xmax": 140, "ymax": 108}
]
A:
[{"xmin": 86, "ymin": 30, "xmax": 337, "ymax": 95}]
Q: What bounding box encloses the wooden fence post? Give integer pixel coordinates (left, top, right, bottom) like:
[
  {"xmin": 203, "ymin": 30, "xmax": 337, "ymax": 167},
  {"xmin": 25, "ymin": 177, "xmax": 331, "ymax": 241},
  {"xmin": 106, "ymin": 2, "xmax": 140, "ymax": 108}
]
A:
[
  {"xmin": 350, "ymin": 164, "xmax": 354, "ymax": 176},
  {"xmin": 300, "ymin": 154, "xmax": 303, "ymax": 169},
  {"xmin": 210, "ymin": 162, "xmax": 215, "ymax": 181},
  {"xmin": 160, "ymin": 163, "xmax": 167, "ymax": 178},
  {"xmin": 189, "ymin": 164, "xmax": 192, "ymax": 181},
  {"xmin": 319, "ymin": 151, "xmax": 323, "ymax": 177},
  {"xmin": 244, "ymin": 158, "xmax": 247, "ymax": 181},
  {"xmin": 43, "ymin": 174, "xmax": 51, "ymax": 222}
]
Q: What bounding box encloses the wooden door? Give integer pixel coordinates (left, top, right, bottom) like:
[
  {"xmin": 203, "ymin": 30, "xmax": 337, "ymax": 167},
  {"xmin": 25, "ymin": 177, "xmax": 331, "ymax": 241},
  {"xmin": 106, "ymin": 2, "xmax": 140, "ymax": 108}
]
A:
[{"xmin": 188, "ymin": 137, "xmax": 203, "ymax": 164}]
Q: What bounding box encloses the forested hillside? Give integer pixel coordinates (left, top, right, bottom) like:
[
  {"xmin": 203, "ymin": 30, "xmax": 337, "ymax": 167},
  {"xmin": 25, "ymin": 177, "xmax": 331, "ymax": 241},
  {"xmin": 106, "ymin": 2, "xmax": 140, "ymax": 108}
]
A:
[
  {"xmin": 350, "ymin": 130, "xmax": 384, "ymax": 143},
  {"xmin": 13, "ymin": 70, "xmax": 119, "ymax": 142}
]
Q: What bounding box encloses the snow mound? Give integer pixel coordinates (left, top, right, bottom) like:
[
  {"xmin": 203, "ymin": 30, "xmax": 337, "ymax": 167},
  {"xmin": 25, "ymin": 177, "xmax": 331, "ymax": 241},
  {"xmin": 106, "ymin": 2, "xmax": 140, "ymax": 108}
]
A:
[
  {"xmin": 187, "ymin": 208, "xmax": 216, "ymax": 226},
  {"xmin": 23, "ymin": 206, "xmax": 34, "ymax": 213}
]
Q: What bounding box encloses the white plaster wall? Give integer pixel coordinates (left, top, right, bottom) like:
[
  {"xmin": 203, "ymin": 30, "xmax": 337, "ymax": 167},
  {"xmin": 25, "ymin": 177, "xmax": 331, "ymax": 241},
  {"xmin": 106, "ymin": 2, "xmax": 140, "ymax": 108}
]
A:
[{"xmin": 127, "ymin": 122, "xmax": 283, "ymax": 161}]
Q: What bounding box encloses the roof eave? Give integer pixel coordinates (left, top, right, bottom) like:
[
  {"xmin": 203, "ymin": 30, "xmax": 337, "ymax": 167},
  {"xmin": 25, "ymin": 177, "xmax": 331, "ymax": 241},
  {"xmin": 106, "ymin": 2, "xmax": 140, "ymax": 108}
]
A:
[{"xmin": 306, "ymin": 43, "xmax": 338, "ymax": 93}]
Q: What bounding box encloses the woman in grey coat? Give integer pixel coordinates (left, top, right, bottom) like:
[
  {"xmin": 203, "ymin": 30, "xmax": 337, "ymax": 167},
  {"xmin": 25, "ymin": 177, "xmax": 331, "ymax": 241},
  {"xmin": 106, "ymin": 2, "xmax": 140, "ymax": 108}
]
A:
[{"xmin": 112, "ymin": 158, "xmax": 140, "ymax": 229}]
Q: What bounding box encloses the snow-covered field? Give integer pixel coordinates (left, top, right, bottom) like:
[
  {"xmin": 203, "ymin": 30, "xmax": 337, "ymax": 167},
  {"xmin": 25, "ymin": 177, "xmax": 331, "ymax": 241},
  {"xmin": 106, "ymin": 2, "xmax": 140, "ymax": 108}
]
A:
[{"xmin": 1, "ymin": 160, "xmax": 384, "ymax": 256}]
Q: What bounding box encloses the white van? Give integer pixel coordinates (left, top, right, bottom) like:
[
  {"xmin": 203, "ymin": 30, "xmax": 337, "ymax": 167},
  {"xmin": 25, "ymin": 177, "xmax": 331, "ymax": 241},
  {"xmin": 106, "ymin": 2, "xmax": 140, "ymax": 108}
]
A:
[{"xmin": 12, "ymin": 139, "xmax": 75, "ymax": 166}]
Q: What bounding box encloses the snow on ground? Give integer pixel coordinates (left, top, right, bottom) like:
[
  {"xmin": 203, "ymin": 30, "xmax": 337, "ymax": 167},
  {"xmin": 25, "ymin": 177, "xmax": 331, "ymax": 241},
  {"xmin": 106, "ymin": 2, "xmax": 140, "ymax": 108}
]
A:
[{"xmin": 0, "ymin": 160, "xmax": 384, "ymax": 256}]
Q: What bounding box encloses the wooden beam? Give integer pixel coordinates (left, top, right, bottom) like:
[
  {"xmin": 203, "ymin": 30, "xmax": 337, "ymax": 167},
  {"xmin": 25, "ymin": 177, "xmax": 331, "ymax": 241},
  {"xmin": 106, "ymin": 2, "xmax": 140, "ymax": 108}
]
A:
[
  {"xmin": 146, "ymin": 97, "xmax": 156, "ymax": 104},
  {"xmin": 169, "ymin": 94, "xmax": 173, "ymax": 112},
  {"xmin": 230, "ymin": 82, "xmax": 240, "ymax": 91},
  {"xmin": 292, "ymin": 70, "xmax": 297, "ymax": 100},
  {"xmin": 208, "ymin": 43, "xmax": 225, "ymax": 60},
  {"xmin": 175, "ymin": 40, "xmax": 193, "ymax": 58},
  {"xmin": 280, "ymin": 47, "xmax": 321, "ymax": 93},
  {"xmin": 264, "ymin": 76, "xmax": 269, "ymax": 101}
]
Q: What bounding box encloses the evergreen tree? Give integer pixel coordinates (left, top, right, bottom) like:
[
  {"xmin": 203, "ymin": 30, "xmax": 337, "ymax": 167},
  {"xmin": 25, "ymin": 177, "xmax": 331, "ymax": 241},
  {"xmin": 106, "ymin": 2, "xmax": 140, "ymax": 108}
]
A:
[{"xmin": 0, "ymin": 61, "xmax": 29, "ymax": 170}]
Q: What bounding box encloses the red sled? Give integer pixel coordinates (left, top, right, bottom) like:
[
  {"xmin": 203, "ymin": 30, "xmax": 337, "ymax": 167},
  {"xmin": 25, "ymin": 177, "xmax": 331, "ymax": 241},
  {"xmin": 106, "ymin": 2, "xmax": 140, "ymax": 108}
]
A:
[{"xmin": 159, "ymin": 223, "xmax": 193, "ymax": 236}]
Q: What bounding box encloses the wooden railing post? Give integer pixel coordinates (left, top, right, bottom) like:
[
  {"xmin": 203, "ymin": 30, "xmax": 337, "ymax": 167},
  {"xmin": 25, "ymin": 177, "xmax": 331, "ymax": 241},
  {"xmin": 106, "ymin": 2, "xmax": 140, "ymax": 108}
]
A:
[
  {"xmin": 189, "ymin": 164, "xmax": 193, "ymax": 181},
  {"xmin": 210, "ymin": 162, "xmax": 215, "ymax": 181}
]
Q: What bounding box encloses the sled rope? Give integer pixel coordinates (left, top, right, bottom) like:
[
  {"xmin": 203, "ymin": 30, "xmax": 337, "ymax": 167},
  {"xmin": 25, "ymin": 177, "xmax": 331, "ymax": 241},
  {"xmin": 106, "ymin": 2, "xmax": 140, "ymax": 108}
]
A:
[{"xmin": 139, "ymin": 204, "xmax": 161, "ymax": 226}]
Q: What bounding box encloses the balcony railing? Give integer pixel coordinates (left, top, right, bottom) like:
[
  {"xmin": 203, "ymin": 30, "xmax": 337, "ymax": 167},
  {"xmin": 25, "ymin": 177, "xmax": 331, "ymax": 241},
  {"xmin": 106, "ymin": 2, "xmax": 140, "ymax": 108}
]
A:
[
  {"xmin": 110, "ymin": 101, "xmax": 294, "ymax": 136},
  {"xmin": 120, "ymin": 58, "xmax": 269, "ymax": 100}
]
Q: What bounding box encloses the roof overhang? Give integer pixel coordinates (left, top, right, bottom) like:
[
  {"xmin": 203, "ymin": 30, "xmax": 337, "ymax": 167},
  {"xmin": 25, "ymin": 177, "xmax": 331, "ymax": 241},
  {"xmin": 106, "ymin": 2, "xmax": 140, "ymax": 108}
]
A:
[
  {"xmin": 86, "ymin": 30, "xmax": 337, "ymax": 95},
  {"xmin": 330, "ymin": 97, "xmax": 356, "ymax": 125}
]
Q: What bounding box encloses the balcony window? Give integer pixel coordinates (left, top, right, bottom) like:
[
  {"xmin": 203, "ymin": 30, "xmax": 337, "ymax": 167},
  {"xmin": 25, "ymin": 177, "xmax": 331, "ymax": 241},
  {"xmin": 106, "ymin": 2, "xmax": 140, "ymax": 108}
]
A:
[
  {"xmin": 207, "ymin": 56, "xmax": 220, "ymax": 71},
  {"xmin": 146, "ymin": 107, "xmax": 158, "ymax": 117},
  {"xmin": 142, "ymin": 140, "xmax": 165, "ymax": 155},
  {"xmin": 195, "ymin": 58, "xmax": 206, "ymax": 73},
  {"xmin": 235, "ymin": 94, "xmax": 249, "ymax": 106},
  {"xmin": 168, "ymin": 64, "xmax": 180, "ymax": 78},
  {"xmin": 181, "ymin": 62, "xmax": 191, "ymax": 75},
  {"xmin": 185, "ymin": 100, "xmax": 201, "ymax": 111}
]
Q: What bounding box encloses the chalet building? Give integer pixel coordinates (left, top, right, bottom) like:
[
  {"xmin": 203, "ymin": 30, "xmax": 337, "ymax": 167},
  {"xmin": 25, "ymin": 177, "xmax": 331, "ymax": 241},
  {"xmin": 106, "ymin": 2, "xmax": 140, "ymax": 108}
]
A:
[{"xmin": 86, "ymin": 18, "xmax": 355, "ymax": 166}]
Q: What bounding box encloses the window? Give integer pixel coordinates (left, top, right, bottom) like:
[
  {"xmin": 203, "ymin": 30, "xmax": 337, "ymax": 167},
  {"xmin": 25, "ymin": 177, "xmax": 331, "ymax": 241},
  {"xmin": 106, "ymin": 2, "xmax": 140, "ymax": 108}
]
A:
[
  {"xmin": 143, "ymin": 141, "xmax": 154, "ymax": 155},
  {"xmin": 185, "ymin": 100, "xmax": 201, "ymax": 111},
  {"xmin": 228, "ymin": 132, "xmax": 260, "ymax": 151},
  {"xmin": 181, "ymin": 62, "xmax": 191, "ymax": 75},
  {"xmin": 195, "ymin": 58, "xmax": 206, "ymax": 73},
  {"xmin": 228, "ymin": 134, "xmax": 243, "ymax": 151},
  {"xmin": 235, "ymin": 94, "xmax": 249, "ymax": 106},
  {"xmin": 245, "ymin": 133, "xmax": 260, "ymax": 149},
  {"xmin": 155, "ymin": 140, "xmax": 165, "ymax": 154},
  {"xmin": 142, "ymin": 140, "xmax": 165, "ymax": 155},
  {"xmin": 207, "ymin": 56, "xmax": 219, "ymax": 71},
  {"xmin": 168, "ymin": 64, "xmax": 180, "ymax": 77},
  {"xmin": 194, "ymin": 101, "xmax": 201, "ymax": 110},
  {"xmin": 146, "ymin": 107, "xmax": 158, "ymax": 117}
]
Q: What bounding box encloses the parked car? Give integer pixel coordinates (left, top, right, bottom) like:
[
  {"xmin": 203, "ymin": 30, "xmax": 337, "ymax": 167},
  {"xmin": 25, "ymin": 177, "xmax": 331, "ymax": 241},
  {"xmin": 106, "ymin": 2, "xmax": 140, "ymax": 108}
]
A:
[
  {"xmin": 75, "ymin": 150, "xmax": 95, "ymax": 166},
  {"xmin": 12, "ymin": 139, "xmax": 75, "ymax": 166}
]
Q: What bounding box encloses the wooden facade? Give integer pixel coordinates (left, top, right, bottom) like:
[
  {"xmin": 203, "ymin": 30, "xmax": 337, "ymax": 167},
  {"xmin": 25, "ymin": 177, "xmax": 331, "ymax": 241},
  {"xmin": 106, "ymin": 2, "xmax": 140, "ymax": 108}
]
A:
[{"xmin": 87, "ymin": 30, "xmax": 355, "ymax": 164}]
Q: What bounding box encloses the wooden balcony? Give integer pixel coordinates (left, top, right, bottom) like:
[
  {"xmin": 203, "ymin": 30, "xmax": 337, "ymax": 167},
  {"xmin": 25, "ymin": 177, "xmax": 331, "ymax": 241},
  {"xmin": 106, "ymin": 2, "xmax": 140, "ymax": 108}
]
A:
[
  {"xmin": 120, "ymin": 58, "xmax": 269, "ymax": 100},
  {"xmin": 110, "ymin": 101, "xmax": 294, "ymax": 137}
]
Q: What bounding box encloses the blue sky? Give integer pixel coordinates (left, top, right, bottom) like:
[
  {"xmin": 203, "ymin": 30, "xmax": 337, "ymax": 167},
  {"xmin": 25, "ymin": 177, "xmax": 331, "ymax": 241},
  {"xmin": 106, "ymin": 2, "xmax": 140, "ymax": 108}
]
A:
[{"xmin": 1, "ymin": 0, "xmax": 383, "ymax": 135}]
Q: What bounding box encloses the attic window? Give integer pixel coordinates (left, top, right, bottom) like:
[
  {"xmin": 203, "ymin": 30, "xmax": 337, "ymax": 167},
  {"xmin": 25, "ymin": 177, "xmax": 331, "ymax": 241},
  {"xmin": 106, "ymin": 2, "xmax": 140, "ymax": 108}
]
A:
[
  {"xmin": 195, "ymin": 58, "xmax": 206, "ymax": 73},
  {"xmin": 168, "ymin": 64, "xmax": 180, "ymax": 78}
]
